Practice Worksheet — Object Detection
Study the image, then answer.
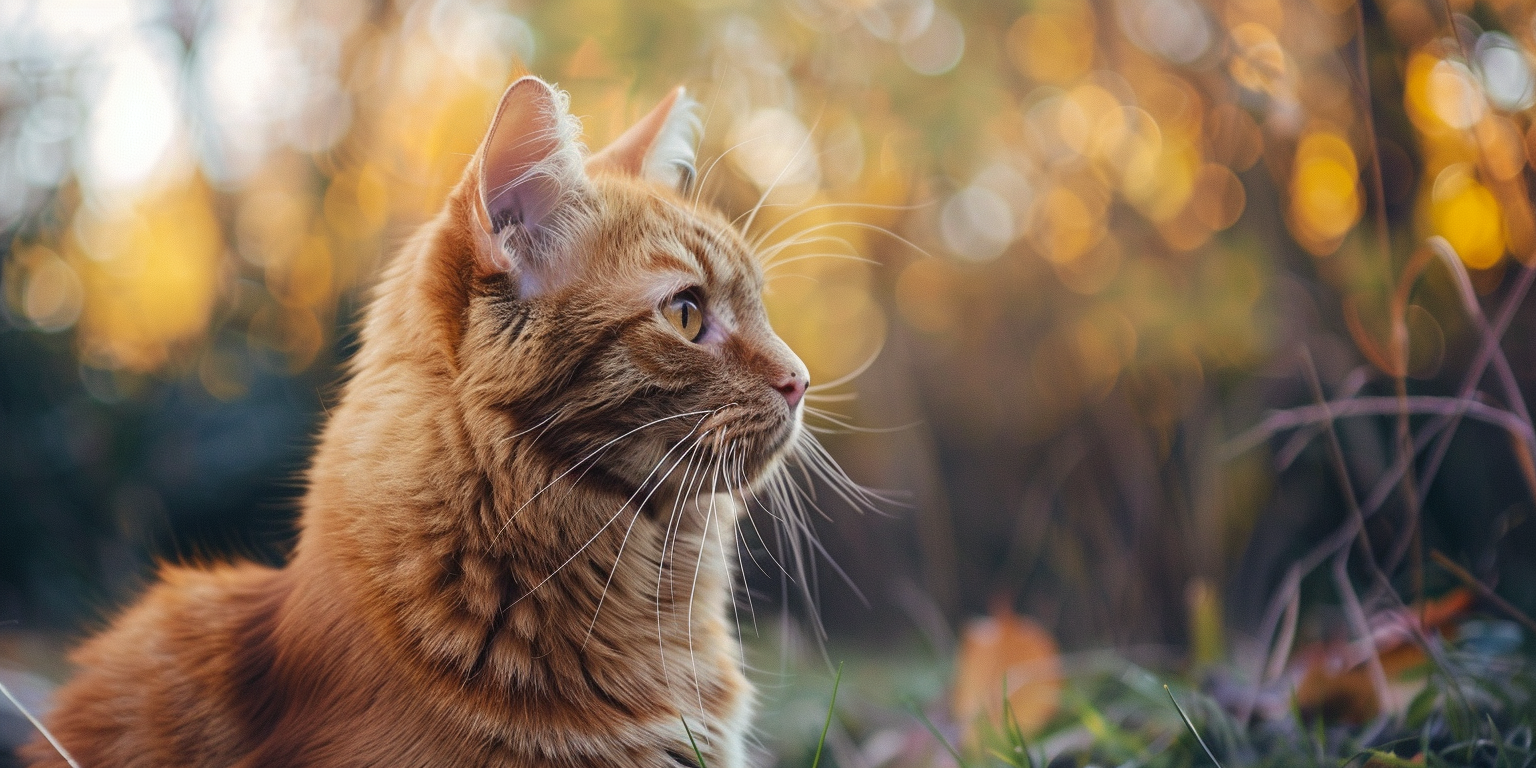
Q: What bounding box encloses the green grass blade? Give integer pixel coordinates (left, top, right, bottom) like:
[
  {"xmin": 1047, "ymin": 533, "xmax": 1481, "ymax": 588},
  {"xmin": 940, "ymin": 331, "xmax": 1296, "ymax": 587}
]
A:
[
  {"xmin": 1489, "ymin": 714, "xmax": 1511, "ymax": 768},
  {"xmin": 911, "ymin": 700, "xmax": 970, "ymax": 768},
  {"xmin": 999, "ymin": 675, "xmax": 1036, "ymax": 768},
  {"xmin": 680, "ymin": 716, "xmax": 708, "ymax": 768},
  {"xmin": 989, "ymin": 747, "xmax": 1032, "ymax": 767},
  {"xmin": 1165, "ymin": 684, "xmax": 1224, "ymax": 768},
  {"xmin": 810, "ymin": 661, "xmax": 844, "ymax": 768}
]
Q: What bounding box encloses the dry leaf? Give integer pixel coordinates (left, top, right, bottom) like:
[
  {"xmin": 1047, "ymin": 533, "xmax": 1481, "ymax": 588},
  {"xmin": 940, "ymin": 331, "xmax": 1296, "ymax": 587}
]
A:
[
  {"xmin": 1294, "ymin": 588, "xmax": 1472, "ymax": 723},
  {"xmin": 951, "ymin": 603, "xmax": 1062, "ymax": 744}
]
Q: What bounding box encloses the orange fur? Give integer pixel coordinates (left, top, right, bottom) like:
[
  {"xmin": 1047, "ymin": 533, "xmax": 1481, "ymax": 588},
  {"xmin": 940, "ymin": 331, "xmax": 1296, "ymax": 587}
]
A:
[{"xmin": 25, "ymin": 78, "xmax": 808, "ymax": 768}]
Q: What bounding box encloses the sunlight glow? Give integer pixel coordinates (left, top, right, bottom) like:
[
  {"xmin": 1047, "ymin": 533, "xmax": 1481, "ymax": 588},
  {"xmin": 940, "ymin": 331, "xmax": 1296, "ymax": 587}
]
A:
[
  {"xmin": 729, "ymin": 109, "xmax": 823, "ymax": 201},
  {"xmin": 899, "ymin": 6, "xmax": 965, "ymax": 75},
  {"xmin": 83, "ymin": 39, "xmax": 179, "ymax": 194},
  {"xmin": 1289, "ymin": 130, "xmax": 1360, "ymax": 253},
  {"xmin": 941, "ymin": 185, "xmax": 1014, "ymax": 262},
  {"xmin": 1476, "ymin": 32, "xmax": 1536, "ymax": 111},
  {"xmin": 1432, "ymin": 166, "xmax": 1507, "ymax": 270}
]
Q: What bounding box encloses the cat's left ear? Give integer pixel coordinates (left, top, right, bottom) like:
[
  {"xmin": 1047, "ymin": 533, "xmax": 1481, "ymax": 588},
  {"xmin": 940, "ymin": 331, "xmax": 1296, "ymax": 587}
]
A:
[{"xmin": 587, "ymin": 87, "xmax": 702, "ymax": 193}]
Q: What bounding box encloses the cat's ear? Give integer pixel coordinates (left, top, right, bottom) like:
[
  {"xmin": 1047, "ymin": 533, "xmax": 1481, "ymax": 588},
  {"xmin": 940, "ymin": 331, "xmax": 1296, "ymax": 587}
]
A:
[
  {"xmin": 587, "ymin": 86, "xmax": 702, "ymax": 193},
  {"xmin": 474, "ymin": 76, "xmax": 586, "ymax": 273}
]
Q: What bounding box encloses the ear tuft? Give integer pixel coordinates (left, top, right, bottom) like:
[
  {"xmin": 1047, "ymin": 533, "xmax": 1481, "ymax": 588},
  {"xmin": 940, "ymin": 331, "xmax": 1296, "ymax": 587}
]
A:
[
  {"xmin": 587, "ymin": 86, "xmax": 703, "ymax": 193},
  {"xmin": 640, "ymin": 89, "xmax": 702, "ymax": 192}
]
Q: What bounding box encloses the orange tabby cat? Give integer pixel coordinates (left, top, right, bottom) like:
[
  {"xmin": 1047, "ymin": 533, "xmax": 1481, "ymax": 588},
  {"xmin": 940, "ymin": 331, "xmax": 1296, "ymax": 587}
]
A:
[{"xmin": 25, "ymin": 76, "xmax": 810, "ymax": 768}]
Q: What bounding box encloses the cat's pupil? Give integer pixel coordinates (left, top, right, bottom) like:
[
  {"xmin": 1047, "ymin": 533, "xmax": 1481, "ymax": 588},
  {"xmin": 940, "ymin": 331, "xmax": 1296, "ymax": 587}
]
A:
[{"xmin": 665, "ymin": 295, "xmax": 704, "ymax": 342}]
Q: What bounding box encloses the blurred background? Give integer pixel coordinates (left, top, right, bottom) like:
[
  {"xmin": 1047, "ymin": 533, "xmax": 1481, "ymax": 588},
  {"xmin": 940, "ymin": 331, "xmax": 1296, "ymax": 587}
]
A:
[{"xmin": 3, "ymin": 0, "xmax": 1536, "ymax": 763}]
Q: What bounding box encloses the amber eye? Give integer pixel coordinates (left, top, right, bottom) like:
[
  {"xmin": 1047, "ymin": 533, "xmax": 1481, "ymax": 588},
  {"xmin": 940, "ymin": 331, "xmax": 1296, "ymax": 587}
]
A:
[{"xmin": 663, "ymin": 293, "xmax": 705, "ymax": 342}]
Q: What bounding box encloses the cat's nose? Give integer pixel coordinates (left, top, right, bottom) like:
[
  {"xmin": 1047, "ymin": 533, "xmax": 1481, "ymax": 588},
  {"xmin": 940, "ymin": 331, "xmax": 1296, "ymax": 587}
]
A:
[{"xmin": 772, "ymin": 371, "xmax": 806, "ymax": 410}]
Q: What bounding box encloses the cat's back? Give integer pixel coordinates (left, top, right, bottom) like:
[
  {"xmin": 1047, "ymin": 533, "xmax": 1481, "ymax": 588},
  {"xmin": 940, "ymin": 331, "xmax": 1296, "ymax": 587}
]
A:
[{"xmin": 23, "ymin": 563, "xmax": 292, "ymax": 768}]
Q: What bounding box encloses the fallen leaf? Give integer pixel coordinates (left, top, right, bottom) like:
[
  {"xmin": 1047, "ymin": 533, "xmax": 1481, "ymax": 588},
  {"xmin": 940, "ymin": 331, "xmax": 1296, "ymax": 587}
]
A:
[{"xmin": 952, "ymin": 601, "xmax": 1062, "ymax": 743}]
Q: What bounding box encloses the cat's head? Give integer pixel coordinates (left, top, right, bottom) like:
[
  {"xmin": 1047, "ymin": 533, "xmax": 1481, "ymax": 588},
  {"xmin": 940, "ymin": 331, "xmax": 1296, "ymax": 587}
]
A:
[{"xmin": 436, "ymin": 77, "xmax": 808, "ymax": 501}]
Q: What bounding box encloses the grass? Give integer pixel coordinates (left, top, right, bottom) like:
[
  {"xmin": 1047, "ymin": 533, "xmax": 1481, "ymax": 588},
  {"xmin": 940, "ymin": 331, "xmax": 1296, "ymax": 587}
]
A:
[
  {"xmin": 685, "ymin": 662, "xmax": 844, "ymax": 768},
  {"xmin": 747, "ymin": 615, "xmax": 1533, "ymax": 768}
]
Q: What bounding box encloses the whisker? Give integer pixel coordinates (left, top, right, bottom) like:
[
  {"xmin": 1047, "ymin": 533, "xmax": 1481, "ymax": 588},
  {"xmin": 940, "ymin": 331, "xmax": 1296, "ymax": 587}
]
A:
[
  {"xmin": 685, "ymin": 441, "xmax": 726, "ymax": 720},
  {"xmin": 653, "ymin": 447, "xmax": 702, "ymax": 695},
  {"xmin": 807, "ymin": 344, "xmax": 884, "ymax": 393},
  {"xmin": 763, "ymin": 252, "xmax": 882, "ymax": 274},
  {"xmin": 496, "ymin": 409, "xmax": 716, "ymax": 538},
  {"xmin": 762, "ymin": 219, "xmax": 935, "ymax": 262},
  {"xmin": 799, "ymin": 434, "xmax": 903, "ymax": 510},
  {"xmin": 759, "ymin": 234, "xmax": 861, "ymax": 267},
  {"xmin": 662, "ymin": 442, "xmax": 709, "ymax": 595},
  {"xmin": 735, "ymin": 455, "xmax": 782, "ymax": 574},
  {"xmin": 656, "ymin": 432, "xmax": 718, "ymax": 690},
  {"xmin": 778, "ymin": 472, "xmax": 830, "ymax": 645},
  {"xmin": 804, "ymin": 392, "xmax": 858, "ymax": 403},
  {"xmin": 723, "ymin": 444, "xmax": 761, "ymax": 642},
  {"xmin": 501, "ymin": 406, "xmax": 566, "ymax": 442},
  {"xmin": 750, "ymin": 199, "xmax": 932, "ymax": 252},
  {"xmin": 662, "ymin": 434, "xmax": 716, "ymax": 601},
  {"xmin": 692, "ymin": 134, "xmax": 768, "ymax": 209},
  {"xmin": 802, "ymin": 406, "xmax": 917, "ymax": 434},
  {"xmin": 514, "ymin": 415, "xmax": 716, "ymax": 608},
  {"xmin": 739, "ymin": 112, "xmax": 822, "ymax": 235},
  {"xmin": 583, "ymin": 432, "xmax": 712, "ymax": 646},
  {"xmin": 685, "ymin": 85, "xmax": 725, "ymax": 205}
]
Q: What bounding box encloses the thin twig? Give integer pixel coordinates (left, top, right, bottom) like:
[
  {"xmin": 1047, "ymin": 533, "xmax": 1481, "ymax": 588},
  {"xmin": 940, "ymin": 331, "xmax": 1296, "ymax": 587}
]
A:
[
  {"xmin": 1223, "ymin": 395, "xmax": 1535, "ymax": 459},
  {"xmin": 1416, "ymin": 265, "xmax": 1536, "ymax": 496},
  {"xmin": 1352, "ymin": 0, "xmax": 1427, "ymax": 614},
  {"xmin": 1263, "ymin": 592, "xmax": 1300, "ymax": 684},
  {"xmin": 1416, "ymin": 0, "xmax": 1536, "ymax": 509},
  {"xmin": 1356, "ymin": 261, "xmax": 1535, "ymax": 575},
  {"xmin": 1429, "ymin": 550, "xmax": 1536, "ymax": 636},
  {"xmin": 1424, "ymin": 239, "xmax": 1534, "ymax": 429},
  {"xmin": 1415, "ymin": 240, "xmax": 1536, "ymax": 508},
  {"xmin": 1298, "ymin": 351, "xmax": 1380, "ymax": 567},
  {"xmin": 1275, "ymin": 367, "xmax": 1371, "ymax": 470},
  {"xmin": 1332, "ymin": 551, "xmax": 1394, "ymax": 727},
  {"xmin": 1299, "ymin": 349, "xmax": 1396, "ymax": 719}
]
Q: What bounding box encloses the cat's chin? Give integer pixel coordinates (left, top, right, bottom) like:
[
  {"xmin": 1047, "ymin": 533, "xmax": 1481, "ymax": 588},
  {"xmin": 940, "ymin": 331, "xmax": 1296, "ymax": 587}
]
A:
[{"xmin": 739, "ymin": 418, "xmax": 804, "ymax": 492}]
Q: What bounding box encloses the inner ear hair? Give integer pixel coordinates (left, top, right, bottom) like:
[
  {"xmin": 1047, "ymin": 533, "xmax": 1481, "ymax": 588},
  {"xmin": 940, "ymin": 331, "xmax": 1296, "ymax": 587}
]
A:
[
  {"xmin": 473, "ymin": 76, "xmax": 589, "ymax": 288},
  {"xmin": 588, "ymin": 86, "xmax": 702, "ymax": 193},
  {"xmin": 477, "ymin": 77, "xmax": 586, "ymax": 238}
]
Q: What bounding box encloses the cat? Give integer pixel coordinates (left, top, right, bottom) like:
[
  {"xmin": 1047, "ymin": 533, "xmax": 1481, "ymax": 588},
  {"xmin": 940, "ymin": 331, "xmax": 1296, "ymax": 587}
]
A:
[{"xmin": 24, "ymin": 75, "xmax": 812, "ymax": 768}]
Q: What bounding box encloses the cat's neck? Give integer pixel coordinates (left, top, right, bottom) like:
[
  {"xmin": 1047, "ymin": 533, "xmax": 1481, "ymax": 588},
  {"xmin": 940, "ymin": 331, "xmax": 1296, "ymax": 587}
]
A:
[{"xmin": 297, "ymin": 342, "xmax": 739, "ymax": 702}]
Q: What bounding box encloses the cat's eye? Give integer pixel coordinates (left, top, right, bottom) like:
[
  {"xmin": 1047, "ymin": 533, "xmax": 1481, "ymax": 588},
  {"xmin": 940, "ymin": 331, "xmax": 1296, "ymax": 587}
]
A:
[{"xmin": 663, "ymin": 293, "xmax": 705, "ymax": 342}]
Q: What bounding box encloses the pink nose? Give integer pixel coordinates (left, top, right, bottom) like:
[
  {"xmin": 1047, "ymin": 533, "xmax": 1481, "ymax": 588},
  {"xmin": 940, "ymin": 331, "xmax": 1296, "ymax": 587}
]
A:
[{"xmin": 773, "ymin": 371, "xmax": 806, "ymax": 410}]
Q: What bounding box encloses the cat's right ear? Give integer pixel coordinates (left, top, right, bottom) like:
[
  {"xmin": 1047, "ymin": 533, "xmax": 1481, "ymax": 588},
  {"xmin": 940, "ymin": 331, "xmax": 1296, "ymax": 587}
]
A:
[{"xmin": 473, "ymin": 76, "xmax": 586, "ymax": 278}]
